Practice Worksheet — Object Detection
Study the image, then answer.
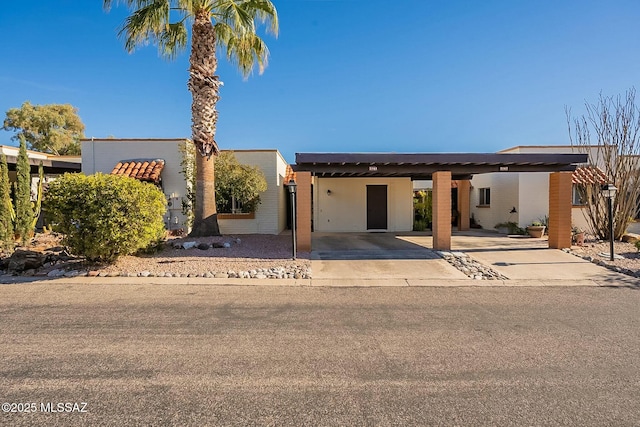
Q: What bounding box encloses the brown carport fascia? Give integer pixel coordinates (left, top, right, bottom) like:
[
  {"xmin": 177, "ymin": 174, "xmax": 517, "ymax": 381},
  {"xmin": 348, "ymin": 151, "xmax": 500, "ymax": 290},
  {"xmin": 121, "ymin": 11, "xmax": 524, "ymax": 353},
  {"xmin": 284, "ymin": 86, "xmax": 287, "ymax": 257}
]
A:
[{"xmin": 293, "ymin": 152, "xmax": 588, "ymax": 179}]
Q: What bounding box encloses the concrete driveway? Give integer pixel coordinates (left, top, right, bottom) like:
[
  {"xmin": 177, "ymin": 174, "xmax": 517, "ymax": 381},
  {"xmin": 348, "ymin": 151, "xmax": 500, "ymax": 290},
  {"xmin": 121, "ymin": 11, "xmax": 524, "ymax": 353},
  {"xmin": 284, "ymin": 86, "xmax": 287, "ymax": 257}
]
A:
[
  {"xmin": 312, "ymin": 231, "xmax": 640, "ymax": 286},
  {"xmin": 311, "ymin": 232, "xmax": 468, "ymax": 284}
]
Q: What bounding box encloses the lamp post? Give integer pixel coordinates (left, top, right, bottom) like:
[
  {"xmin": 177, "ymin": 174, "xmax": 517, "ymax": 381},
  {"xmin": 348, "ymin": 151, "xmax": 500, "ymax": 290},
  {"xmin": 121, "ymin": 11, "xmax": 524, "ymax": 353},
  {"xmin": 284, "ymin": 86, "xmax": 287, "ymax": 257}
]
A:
[
  {"xmin": 288, "ymin": 179, "xmax": 297, "ymax": 260},
  {"xmin": 601, "ymin": 183, "xmax": 617, "ymax": 261}
]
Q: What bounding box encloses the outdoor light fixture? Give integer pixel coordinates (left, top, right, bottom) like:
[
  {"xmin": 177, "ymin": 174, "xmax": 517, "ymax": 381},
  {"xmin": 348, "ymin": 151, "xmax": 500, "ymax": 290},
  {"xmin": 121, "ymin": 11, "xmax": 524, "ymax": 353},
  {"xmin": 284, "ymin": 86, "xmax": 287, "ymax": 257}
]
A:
[
  {"xmin": 601, "ymin": 183, "xmax": 618, "ymax": 261},
  {"xmin": 288, "ymin": 179, "xmax": 297, "ymax": 260},
  {"xmin": 510, "ymin": 207, "xmax": 517, "ymax": 214},
  {"xmin": 326, "ymin": 189, "xmax": 332, "ymax": 196}
]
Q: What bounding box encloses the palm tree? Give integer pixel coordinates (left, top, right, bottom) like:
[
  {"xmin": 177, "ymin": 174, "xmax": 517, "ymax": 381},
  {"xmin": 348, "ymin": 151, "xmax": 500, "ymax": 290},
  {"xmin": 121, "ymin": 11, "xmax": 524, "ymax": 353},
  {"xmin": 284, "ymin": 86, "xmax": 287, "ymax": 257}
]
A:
[{"xmin": 103, "ymin": 0, "xmax": 278, "ymax": 236}]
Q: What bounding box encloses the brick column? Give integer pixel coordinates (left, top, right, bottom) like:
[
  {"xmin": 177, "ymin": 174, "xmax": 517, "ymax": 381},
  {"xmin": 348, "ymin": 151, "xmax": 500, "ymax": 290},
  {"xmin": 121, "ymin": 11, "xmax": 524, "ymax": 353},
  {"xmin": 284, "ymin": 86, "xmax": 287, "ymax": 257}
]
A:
[
  {"xmin": 432, "ymin": 171, "xmax": 452, "ymax": 250},
  {"xmin": 548, "ymin": 172, "xmax": 572, "ymax": 249},
  {"xmin": 296, "ymin": 171, "xmax": 312, "ymax": 252},
  {"xmin": 457, "ymin": 180, "xmax": 470, "ymax": 231}
]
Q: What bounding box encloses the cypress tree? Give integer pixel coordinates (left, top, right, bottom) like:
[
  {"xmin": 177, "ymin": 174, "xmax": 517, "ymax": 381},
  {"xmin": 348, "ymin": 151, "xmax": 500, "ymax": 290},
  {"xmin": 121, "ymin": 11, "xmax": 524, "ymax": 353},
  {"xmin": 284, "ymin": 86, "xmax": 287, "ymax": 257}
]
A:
[
  {"xmin": 15, "ymin": 136, "xmax": 33, "ymax": 245},
  {"xmin": 0, "ymin": 154, "xmax": 14, "ymax": 249}
]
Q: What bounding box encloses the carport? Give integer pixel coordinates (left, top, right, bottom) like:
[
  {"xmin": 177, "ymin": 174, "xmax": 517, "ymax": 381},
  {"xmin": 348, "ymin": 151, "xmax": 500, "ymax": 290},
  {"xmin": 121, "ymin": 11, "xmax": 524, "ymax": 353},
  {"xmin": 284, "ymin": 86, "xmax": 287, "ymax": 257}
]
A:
[{"xmin": 291, "ymin": 152, "xmax": 587, "ymax": 251}]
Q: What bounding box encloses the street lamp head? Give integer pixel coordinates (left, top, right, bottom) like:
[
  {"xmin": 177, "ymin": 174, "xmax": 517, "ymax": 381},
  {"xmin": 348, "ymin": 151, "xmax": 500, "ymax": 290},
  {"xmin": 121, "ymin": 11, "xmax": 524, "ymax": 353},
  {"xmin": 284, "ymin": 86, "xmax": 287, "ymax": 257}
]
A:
[
  {"xmin": 601, "ymin": 183, "xmax": 618, "ymax": 198},
  {"xmin": 287, "ymin": 179, "xmax": 297, "ymax": 194}
]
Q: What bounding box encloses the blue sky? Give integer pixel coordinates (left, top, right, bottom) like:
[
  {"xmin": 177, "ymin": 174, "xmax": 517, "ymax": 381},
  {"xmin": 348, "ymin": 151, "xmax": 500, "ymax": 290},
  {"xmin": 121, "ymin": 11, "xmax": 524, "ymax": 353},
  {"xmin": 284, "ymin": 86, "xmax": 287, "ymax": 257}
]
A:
[{"xmin": 1, "ymin": 0, "xmax": 639, "ymax": 163}]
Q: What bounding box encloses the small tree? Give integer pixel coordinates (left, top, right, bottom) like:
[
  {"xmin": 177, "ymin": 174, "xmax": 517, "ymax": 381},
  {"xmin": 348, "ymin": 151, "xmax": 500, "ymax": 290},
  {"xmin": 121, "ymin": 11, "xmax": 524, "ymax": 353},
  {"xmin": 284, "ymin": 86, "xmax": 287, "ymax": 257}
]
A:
[
  {"xmin": 2, "ymin": 102, "xmax": 85, "ymax": 155},
  {"xmin": 14, "ymin": 136, "xmax": 33, "ymax": 245},
  {"xmin": 567, "ymin": 88, "xmax": 640, "ymax": 239},
  {"xmin": 0, "ymin": 154, "xmax": 14, "ymax": 249},
  {"xmin": 214, "ymin": 152, "xmax": 267, "ymax": 214}
]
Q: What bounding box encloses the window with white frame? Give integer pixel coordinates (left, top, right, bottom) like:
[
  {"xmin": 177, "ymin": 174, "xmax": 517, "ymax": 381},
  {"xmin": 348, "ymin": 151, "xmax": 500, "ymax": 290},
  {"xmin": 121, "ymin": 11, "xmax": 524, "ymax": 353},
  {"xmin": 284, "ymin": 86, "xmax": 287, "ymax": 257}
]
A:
[{"xmin": 479, "ymin": 187, "xmax": 491, "ymax": 206}]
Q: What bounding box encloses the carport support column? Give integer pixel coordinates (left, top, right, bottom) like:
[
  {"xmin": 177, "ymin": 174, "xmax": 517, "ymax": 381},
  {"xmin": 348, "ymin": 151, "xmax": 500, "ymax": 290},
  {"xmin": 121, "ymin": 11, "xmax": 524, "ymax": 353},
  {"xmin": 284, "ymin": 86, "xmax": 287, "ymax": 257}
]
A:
[
  {"xmin": 296, "ymin": 171, "xmax": 312, "ymax": 252},
  {"xmin": 457, "ymin": 180, "xmax": 470, "ymax": 231},
  {"xmin": 432, "ymin": 171, "xmax": 452, "ymax": 250},
  {"xmin": 548, "ymin": 172, "xmax": 572, "ymax": 249}
]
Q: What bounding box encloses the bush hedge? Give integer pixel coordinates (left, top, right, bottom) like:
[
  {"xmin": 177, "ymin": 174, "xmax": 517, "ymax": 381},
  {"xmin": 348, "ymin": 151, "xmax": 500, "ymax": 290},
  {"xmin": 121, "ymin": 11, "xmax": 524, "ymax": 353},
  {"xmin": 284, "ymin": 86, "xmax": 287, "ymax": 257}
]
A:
[{"xmin": 45, "ymin": 173, "xmax": 167, "ymax": 262}]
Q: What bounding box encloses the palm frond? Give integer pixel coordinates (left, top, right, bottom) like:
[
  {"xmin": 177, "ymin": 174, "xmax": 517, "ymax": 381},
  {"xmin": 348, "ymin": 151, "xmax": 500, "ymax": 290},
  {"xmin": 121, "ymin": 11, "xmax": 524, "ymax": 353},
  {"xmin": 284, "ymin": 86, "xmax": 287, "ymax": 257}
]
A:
[
  {"xmin": 215, "ymin": 0, "xmax": 256, "ymax": 33},
  {"xmin": 119, "ymin": 1, "xmax": 171, "ymax": 52},
  {"xmin": 238, "ymin": 0, "xmax": 278, "ymax": 36},
  {"xmin": 159, "ymin": 22, "xmax": 189, "ymax": 58},
  {"xmin": 225, "ymin": 31, "xmax": 270, "ymax": 77}
]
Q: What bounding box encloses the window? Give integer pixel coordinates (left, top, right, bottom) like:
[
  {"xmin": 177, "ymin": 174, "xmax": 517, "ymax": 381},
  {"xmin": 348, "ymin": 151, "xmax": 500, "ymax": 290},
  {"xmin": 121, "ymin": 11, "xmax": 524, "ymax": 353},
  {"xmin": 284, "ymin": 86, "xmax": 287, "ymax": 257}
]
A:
[
  {"xmin": 479, "ymin": 188, "xmax": 491, "ymax": 206},
  {"xmin": 572, "ymin": 185, "xmax": 586, "ymax": 206}
]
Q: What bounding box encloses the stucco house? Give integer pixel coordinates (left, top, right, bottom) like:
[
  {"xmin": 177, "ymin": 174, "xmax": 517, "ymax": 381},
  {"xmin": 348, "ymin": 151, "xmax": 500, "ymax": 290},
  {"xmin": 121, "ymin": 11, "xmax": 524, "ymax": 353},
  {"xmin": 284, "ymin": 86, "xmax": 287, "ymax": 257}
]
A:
[
  {"xmin": 469, "ymin": 145, "xmax": 607, "ymax": 234},
  {"xmin": 81, "ymin": 138, "xmax": 289, "ymax": 235},
  {"xmin": 293, "ymin": 151, "xmax": 587, "ymax": 251}
]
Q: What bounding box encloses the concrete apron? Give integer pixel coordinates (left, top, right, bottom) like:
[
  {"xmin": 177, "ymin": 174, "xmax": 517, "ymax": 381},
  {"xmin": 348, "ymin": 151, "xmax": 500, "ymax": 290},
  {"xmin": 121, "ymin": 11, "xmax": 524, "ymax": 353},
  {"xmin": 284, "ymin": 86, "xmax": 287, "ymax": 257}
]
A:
[
  {"xmin": 311, "ymin": 232, "xmax": 468, "ymax": 286},
  {"xmin": 310, "ymin": 231, "xmax": 640, "ymax": 287}
]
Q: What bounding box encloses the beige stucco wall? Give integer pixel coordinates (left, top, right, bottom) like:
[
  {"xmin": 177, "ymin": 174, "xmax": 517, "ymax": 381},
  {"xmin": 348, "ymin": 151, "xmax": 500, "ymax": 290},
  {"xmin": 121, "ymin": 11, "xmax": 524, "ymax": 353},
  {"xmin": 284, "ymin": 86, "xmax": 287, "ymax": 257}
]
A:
[
  {"xmin": 218, "ymin": 150, "xmax": 288, "ymax": 235},
  {"xmin": 314, "ymin": 177, "xmax": 413, "ymax": 232},
  {"xmin": 81, "ymin": 138, "xmax": 189, "ymax": 231}
]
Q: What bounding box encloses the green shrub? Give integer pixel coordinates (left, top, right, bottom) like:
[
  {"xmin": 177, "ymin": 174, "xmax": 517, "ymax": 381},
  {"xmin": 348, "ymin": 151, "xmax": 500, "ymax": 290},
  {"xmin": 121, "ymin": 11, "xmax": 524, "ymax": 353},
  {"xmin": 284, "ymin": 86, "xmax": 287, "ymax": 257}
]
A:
[
  {"xmin": 413, "ymin": 219, "xmax": 427, "ymax": 231},
  {"xmin": 45, "ymin": 173, "xmax": 167, "ymax": 262}
]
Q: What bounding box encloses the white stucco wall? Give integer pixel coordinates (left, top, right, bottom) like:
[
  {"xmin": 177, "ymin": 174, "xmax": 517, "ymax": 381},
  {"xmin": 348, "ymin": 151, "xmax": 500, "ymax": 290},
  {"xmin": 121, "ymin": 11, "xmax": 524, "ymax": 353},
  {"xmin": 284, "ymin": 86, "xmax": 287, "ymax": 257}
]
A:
[
  {"xmin": 218, "ymin": 150, "xmax": 288, "ymax": 235},
  {"xmin": 470, "ymin": 172, "xmax": 520, "ymax": 231},
  {"xmin": 314, "ymin": 177, "xmax": 413, "ymax": 232},
  {"xmin": 81, "ymin": 138, "xmax": 189, "ymax": 231}
]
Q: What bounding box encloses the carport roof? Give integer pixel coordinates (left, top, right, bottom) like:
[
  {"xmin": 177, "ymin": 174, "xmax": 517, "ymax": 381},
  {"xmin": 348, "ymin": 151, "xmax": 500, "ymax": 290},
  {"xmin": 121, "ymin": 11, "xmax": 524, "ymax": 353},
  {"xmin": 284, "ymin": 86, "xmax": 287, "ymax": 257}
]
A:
[{"xmin": 293, "ymin": 152, "xmax": 588, "ymax": 180}]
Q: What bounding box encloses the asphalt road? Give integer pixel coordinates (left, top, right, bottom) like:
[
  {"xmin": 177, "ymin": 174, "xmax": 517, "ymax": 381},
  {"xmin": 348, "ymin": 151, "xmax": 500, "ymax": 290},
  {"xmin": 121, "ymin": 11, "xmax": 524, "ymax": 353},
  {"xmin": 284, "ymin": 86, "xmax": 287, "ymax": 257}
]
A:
[{"xmin": 1, "ymin": 283, "xmax": 639, "ymax": 426}]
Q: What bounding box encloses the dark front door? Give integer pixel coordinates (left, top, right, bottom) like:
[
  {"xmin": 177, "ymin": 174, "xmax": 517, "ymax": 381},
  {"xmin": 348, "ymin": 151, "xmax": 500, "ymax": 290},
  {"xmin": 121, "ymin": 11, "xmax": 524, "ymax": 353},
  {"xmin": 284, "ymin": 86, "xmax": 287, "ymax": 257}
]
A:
[{"xmin": 367, "ymin": 185, "xmax": 388, "ymax": 230}]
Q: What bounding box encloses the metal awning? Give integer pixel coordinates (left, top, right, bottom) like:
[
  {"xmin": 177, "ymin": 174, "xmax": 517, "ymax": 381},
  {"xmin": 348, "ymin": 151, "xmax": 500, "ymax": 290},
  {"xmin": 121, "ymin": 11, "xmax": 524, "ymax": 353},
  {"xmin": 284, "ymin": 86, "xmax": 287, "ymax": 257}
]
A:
[{"xmin": 293, "ymin": 153, "xmax": 588, "ymax": 180}]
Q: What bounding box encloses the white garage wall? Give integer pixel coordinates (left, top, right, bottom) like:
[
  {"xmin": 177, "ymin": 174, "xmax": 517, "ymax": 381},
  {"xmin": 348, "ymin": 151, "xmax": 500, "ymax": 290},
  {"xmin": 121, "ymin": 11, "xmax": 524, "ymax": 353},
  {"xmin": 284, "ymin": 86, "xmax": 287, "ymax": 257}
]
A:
[{"xmin": 314, "ymin": 177, "xmax": 413, "ymax": 232}]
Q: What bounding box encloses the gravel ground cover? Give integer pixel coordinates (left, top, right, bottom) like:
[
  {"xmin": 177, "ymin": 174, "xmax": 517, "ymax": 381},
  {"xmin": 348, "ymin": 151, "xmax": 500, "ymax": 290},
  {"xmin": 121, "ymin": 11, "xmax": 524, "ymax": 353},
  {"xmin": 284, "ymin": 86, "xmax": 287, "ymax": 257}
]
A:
[
  {"xmin": 568, "ymin": 238, "xmax": 640, "ymax": 278},
  {"xmin": 97, "ymin": 234, "xmax": 311, "ymax": 279},
  {"xmin": 1, "ymin": 233, "xmax": 311, "ymax": 279}
]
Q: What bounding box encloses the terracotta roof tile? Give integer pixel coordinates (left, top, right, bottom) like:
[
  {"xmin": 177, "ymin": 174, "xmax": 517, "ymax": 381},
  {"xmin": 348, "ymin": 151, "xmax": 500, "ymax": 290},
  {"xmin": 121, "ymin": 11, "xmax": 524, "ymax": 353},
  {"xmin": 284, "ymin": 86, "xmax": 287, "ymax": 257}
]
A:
[
  {"xmin": 284, "ymin": 165, "xmax": 296, "ymax": 185},
  {"xmin": 111, "ymin": 159, "xmax": 165, "ymax": 184},
  {"xmin": 572, "ymin": 165, "xmax": 608, "ymax": 185}
]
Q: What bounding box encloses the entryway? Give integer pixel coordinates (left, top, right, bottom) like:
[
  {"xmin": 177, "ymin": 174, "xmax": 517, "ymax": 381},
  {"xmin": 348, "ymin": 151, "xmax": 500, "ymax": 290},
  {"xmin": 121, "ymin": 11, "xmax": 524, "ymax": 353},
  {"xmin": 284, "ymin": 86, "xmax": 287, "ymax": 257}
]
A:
[{"xmin": 366, "ymin": 185, "xmax": 387, "ymax": 230}]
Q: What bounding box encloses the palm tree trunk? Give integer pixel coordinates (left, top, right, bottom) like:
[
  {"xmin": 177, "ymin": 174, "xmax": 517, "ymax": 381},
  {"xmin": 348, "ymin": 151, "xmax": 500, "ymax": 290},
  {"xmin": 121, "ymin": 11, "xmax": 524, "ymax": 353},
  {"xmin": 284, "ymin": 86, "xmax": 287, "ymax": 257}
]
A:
[
  {"xmin": 190, "ymin": 153, "xmax": 220, "ymax": 236},
  {"xmin": 188, "ymin": 10, "xmax": 222, "ymax": 236}
]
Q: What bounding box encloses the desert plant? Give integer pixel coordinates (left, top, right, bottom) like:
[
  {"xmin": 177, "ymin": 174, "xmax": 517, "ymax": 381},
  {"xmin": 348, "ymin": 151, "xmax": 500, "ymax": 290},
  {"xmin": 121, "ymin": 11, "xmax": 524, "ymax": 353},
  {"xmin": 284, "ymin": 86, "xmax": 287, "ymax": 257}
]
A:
[
  {"xmin": 413, "ymin": 190, "xmax": 433, "ymax": 226},
  {"xmin": 0, "ymin": 154, "xmax": 13, "ymax": 249},
  {"xmin": 14, "ymin": 136, "xmax": 33, "ymax": 245},
  {"xmin": 45, "ymin": 173, "xmax": 167, "ymax": 262},
  {"xmin": 568, "ymin": 88, "xmax": 640, "ymax": 239},
  {"xmin": 413, "ymin": 219, "xmax": 427, "ymax": 231},
  {"xmin": 495, "ymin": 221, "xmax": 526, "ymax": 235}
]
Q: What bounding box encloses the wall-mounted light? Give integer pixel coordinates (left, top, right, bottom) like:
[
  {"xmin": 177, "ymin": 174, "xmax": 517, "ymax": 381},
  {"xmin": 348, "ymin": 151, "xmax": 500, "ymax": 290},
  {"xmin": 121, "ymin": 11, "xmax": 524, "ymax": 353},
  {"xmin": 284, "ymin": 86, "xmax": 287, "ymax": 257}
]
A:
[
  {"xmin": 326, "ymin": 189, "xmax": 332, "ymax": 196},
  {"xmin": 510, "ymin": 207, "xmax": 517, "ymax": 214}
]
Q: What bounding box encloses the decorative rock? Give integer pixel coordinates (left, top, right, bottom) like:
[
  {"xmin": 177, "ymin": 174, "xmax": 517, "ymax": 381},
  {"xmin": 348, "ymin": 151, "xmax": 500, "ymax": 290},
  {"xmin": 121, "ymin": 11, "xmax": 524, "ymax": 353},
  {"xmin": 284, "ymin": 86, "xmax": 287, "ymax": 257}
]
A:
[
  {"xmin": 622, "ymin": 233, "xmax": 640, "ymax": 244},
  {"xmin": 47, "ymin": 269, "xmax": 65, "ymax": 278},
  {"xmin": 223, "ymin": 242, "xmax": 231, "ymax": 248},
  {"xmin": 64, "ymin": 270, "xmax": 80, "ymax": 277},
  {"xmin": 255, "ymin": 274, "xmax": 267, "ymax": 279},
  {"xmin": 87, "ymin": 270, "xmax": 100, "ymax": 277},
  {"xmin": 197, "ymin": 243, "xmax": 210, "ymax": 250},
  {"xmin": 182, "ymin": 241, "xmax": 197, "ymax": 250},
  {"xmin": 235, "ymin": 238, "xmax": 241, "ymax": 244},
  {"xmin": 139, "ymin": 271, "xmax": 151, "ymax": 277}
]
